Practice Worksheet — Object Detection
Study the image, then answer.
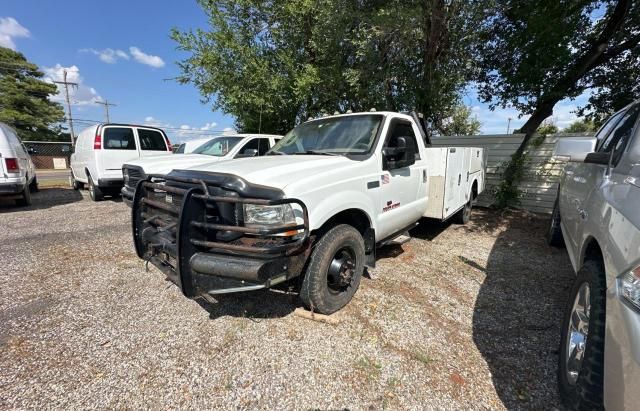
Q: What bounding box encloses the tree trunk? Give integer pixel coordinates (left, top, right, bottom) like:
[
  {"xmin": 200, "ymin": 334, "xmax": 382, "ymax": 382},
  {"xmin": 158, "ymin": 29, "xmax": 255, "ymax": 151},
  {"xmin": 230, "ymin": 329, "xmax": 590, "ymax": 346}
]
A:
[{"xmin": 496, "ymin": 0, "xmax": 631, "ymax": 207}]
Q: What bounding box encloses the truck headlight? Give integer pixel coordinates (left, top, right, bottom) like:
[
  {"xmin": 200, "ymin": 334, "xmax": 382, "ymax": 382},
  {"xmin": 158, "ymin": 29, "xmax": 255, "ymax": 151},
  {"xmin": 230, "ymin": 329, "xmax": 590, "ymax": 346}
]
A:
[
  {"xmin": 243, "ymin": 204, "xmax": 296, "ymax": 226},
  {"xmin": 619, "ymin": 266, "xmax": 640, "ymax": 311}
]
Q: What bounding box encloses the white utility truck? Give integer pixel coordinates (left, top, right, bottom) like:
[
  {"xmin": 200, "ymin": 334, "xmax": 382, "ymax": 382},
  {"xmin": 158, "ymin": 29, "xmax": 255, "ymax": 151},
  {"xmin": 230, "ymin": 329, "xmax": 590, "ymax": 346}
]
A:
[{"xmin": 131, "ymin": 111, "xmax": 485, "ymax": 313}]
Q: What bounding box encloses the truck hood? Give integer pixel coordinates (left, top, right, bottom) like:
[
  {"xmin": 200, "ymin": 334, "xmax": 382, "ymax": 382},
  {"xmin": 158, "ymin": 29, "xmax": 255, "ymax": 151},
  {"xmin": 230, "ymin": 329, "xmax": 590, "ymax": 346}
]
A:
[
  {"xmin": 125, "ymin": 154, "xmax": 225, "ymax": 175},
  {"xmin": 180, "ymin": 155, "xmax": 359, "ymax": 192}
]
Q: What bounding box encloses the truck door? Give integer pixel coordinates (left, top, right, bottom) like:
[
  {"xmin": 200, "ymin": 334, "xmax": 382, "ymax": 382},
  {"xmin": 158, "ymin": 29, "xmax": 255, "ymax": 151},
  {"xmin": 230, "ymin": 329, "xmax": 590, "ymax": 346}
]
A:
[
  {"xmin": 377, "ymin": 118, "xmax": 426, "ymax": 238},
  {"xmin": 561, "ymin": 104, "xmax": 639, "ymax": 257}
]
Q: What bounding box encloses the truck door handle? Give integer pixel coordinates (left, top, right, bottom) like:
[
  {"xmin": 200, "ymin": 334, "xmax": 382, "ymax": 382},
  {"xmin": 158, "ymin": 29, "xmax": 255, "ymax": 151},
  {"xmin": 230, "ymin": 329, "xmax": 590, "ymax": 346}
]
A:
[
  {"xmin": 458, "ymin": 174, "xmax": 461, "ymax": 185},
  {"xmin": 449, "ymin": 148, "xmax": 456, "ymax": 153},
  {"xmin": 422, "ymin": 169, "xmax": 427, "ymax": 183},
  {"xmin": 578, "ymin": 208, "xmax": 588, "ymax": 220}
]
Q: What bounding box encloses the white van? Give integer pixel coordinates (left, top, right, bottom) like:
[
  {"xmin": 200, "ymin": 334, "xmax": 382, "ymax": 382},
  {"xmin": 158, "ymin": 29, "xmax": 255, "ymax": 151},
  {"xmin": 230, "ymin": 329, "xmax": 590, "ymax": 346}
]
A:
[
  {"xmin": 70, "ymin": 123, "xmax": 172, "ymax": 201},
  {"xmin": 0, "ymin": 122, "xmax": 38, "ymax": 206}
]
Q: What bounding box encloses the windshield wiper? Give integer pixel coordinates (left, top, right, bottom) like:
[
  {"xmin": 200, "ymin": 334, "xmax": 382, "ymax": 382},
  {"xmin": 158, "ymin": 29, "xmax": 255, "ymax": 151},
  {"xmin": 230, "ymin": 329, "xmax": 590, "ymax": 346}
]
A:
[
  {"xmin": 267, "ymin": 150, "xmax": 287, "ymax": 155},
  {"xmin": 292, "ymin": 150, "xmax": 339, "ymax": 156}
]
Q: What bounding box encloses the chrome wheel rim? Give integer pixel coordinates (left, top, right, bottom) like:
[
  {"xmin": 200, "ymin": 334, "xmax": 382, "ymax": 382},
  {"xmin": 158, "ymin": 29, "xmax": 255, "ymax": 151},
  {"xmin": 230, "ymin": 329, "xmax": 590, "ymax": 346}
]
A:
[{"xmin": 566, "ymin": 282, "xmax": 591, "ymax": 385}]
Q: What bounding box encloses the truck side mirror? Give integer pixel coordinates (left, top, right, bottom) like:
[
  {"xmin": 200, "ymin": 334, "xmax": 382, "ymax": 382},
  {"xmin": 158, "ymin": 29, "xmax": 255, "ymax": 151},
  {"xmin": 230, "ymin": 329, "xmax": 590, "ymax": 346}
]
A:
[
  {"xmin": 236, "ymin": 148, "xmax": 258, "ymax": 158},
  {"xmin": 383, "ymin": 136, "xmax": 416, "ymax": 170},
  {"xmin": 583, "ymin": 152, "xmax": 610, "ymax": 165}
]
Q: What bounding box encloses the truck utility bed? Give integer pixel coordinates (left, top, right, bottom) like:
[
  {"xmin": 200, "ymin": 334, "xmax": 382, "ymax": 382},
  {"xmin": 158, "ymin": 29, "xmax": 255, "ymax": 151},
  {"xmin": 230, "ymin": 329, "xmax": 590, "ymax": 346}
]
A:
[{"xmin": 422, "ymin": 146, "xmax": 486, "ymax": 220}]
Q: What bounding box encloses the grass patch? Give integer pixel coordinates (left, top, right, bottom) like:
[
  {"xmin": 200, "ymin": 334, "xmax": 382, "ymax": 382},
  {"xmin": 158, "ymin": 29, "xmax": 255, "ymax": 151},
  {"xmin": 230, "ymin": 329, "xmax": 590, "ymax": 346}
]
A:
[
  {"xmin": 411, "ymin": 350, "xmax": 434, "ymax": 366},
  {"xmin": 354, "ymin": 356, "xmax": 382, "ymax": 382}
]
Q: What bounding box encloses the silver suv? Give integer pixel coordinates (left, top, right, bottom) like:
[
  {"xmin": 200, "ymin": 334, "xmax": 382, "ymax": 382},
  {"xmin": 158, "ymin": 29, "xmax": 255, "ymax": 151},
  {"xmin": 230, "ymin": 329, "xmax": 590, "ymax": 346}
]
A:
[{"xmin": 548, "ymin": 101, "xmax": 640, "ymax": 410}]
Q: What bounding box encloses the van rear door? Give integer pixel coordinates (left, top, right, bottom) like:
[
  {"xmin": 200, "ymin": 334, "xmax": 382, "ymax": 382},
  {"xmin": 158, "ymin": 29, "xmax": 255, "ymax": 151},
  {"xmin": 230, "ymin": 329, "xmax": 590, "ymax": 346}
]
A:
[
  {"xmin": 98, "ymin": 126, "xmax": 140, "ymax": 179},
  {"xmin": 136, "ymin": 127, "xmax": 171, "ymax": 158}
]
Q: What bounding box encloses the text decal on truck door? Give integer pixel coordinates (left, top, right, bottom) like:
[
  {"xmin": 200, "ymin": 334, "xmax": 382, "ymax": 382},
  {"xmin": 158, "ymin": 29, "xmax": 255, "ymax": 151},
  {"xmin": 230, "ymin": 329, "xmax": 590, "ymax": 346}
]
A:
[{"xmin": 383, "ymin": 200, "xmax": 400, "ymax": 212}]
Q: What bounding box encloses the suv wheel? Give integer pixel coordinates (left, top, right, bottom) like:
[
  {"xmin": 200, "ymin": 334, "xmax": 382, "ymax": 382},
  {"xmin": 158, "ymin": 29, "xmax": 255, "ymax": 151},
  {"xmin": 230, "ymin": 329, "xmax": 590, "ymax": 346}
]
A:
[
  {"xmin": 558, "ymin": 259, "xmax": 606, "ymax": 410},
  {"xmin": 547, "ymin": 198, "xmax": 564, "ymax": 247},
  {"xmin": 29, "ymin": 176, "xmax": 39, "ymax": 192},
  {"xmin": 87, "ymin": 176, "xmax": 104, "ymax": 201},
  {"xmin": 15, "ymin": 183, "xmax": 32, "ymax": 207},
  {"xmin": 300, "ymin": 224, "xmax": 365, "ymax": 314}
]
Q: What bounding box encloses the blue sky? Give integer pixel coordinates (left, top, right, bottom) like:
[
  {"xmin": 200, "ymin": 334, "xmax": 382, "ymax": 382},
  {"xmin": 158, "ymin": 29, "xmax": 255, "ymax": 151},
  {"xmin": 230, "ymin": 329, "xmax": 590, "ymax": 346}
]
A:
[{"xmin": 1, "ymin": 0, "xmax": 587, "ymax": 141}]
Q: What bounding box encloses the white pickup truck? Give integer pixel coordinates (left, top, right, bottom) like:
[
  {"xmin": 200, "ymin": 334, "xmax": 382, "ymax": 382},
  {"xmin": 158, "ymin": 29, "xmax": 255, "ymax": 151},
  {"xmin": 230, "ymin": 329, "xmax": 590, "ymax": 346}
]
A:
[{"xmin": 131, "ymin": 111, "xmax": 485, "ymax": 313}]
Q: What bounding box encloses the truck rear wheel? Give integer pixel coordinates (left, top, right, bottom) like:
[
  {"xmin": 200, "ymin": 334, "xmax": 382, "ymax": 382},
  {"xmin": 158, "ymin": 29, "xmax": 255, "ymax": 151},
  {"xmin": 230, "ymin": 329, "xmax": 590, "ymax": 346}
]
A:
[
  {"xmin": 300, "ymin": 224, "xmax": 365, "ymax": 314},
  {"xmin": 453, "ymin": 198, "xmax": 472, "ymax": 225},
  {"xmin": 547, "ymin": 199, "xmax": 564, "ymax": 247}
]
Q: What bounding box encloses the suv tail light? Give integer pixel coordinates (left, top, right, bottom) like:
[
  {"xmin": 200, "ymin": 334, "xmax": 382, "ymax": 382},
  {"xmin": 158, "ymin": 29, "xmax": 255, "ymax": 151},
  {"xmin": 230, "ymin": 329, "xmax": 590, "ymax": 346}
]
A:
[
  {"xmin": 94, "ymin": 134, "xmax": 102, "ymax": 150},
  {"xmin": 5, "ymin": 158, "xmax": 19, "ymax": 172},
  {"xmin": 619, "ymin": 266, "xmax": 640, "ymax": 311}
]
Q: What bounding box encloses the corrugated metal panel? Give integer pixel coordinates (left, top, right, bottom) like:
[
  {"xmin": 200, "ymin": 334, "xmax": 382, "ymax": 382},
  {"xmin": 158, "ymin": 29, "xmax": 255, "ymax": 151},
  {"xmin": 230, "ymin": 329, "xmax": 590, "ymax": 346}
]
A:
[{"xmin": 431, "ymin": 133, "xmax": 593, "ymax": 214}]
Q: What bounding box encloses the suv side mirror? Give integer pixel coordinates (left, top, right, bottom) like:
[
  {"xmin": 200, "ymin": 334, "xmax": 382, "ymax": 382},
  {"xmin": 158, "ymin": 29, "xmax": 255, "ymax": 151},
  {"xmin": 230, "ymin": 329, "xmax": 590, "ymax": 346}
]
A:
[
  {"xmin": 383, "ymin": 136, "xmax": 416, "ymax": 170},
  {"xmin": 584, "ymin": 152, "xmax": 610, "ymax": 165},
  {"xmin": 236, "ymin": 148, "xmax": 258, "ymax": 158}
]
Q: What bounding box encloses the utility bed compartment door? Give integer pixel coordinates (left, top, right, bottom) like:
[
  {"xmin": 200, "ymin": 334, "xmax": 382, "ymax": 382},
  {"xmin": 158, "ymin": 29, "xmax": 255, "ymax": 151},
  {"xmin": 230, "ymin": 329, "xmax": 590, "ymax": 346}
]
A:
[{"xmin": 422, "ymin": 147, "xmax": 472, "ymax": 220}]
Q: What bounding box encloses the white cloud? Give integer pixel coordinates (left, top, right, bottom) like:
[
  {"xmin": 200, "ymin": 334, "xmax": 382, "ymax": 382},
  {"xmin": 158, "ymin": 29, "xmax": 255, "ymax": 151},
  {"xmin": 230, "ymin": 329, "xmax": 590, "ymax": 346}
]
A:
[
  {"xmin": 42, "ymin": 64, "xmax": 102, "ymax": 106},
  {"xmin": 129, "ymin": 46, "xmax": 165, "ymax": 68},
  {"xmin": 222, "ymin": 127, "xmax": 236, "ymax": 135},
  {"xmin": 80, "ymin": 48, "xmax": 129, "ymax": 64},
  {"xmin": 179, "ymin": 124, "xmax": 191, "ymax": 130},
  {"xmin": 0, "ymin": 17, "xmax": 30, "ymax": 50},
  {"xmin": 200, "ymin": 122, "xmax": 217, "ymax": 131}
]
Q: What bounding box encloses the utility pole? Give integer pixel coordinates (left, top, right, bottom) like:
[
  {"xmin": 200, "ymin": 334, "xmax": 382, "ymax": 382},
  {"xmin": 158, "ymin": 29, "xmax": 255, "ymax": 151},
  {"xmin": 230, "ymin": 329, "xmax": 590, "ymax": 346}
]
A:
[
  {"xmin": 506, "ymin": 117, "xmax": 512, "ymax": 134},
  {"xmin": 54, "ymin": 69, "xmax": 78, "ymax": 146},
  {"xmin": 95, "ymin": 100, "xmax": 117, "ymax": 123}
]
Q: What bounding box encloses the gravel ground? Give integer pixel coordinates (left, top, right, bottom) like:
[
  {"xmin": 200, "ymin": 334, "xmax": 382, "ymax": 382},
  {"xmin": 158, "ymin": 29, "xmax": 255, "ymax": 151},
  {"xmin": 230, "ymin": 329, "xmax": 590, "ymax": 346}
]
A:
[{"xmin": 0, "ymin": 188, "xmax": 575, "ymax": 410}]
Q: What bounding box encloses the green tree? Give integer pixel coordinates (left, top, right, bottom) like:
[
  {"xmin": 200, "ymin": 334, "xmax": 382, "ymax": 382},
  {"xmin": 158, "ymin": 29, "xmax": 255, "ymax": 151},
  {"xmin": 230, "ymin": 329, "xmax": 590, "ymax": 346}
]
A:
[
  {"xmin": 0, "ymin": 47, "xmax": 65, "ymax": 141},
  {"xmin": 536, "ymin": 121, "xmax": 559, "ymax": 135},
  {"xmin": 172, "ymin": 0, "xmax": 486, "ymax": 135},
  {"xmin": 563, "ymin": 119, "xmax": 597, "ymax": 133},
  {"xmin": 476, "ymin": 0, "xmax": 640, "ymax": 207},
  {"xmin": 439, "ymin": 105, "xmax": 481, "ymax": 136}
]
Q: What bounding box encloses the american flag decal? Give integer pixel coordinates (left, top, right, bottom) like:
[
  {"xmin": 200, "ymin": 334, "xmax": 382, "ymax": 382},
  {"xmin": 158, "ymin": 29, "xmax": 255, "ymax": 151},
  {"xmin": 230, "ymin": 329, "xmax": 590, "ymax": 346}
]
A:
[{"xmin": 381, "ymin": 174, "xmax": 390, "ymax": 184}]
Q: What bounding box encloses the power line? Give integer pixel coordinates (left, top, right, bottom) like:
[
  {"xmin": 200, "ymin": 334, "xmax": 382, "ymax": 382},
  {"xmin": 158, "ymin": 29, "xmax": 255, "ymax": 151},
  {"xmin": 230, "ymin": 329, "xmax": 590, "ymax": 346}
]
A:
[
  {"xmin": 53, "ymin": 69, "xmax": 78, "ymax": 146},
  {"xmin": 70, "ymin": 118, "xmax": 232, "ymax": 134},
  {"xmin": 95, "ymin": 99, "xmax": 117, "ymax": 122}
]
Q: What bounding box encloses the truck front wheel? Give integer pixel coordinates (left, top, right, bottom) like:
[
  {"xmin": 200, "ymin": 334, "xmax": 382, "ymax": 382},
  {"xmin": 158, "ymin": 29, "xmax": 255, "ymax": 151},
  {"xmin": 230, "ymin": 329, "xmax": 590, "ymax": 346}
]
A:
[{"xmin": 300, "ymin": 224, "xmax": 365, "ymax": 314}]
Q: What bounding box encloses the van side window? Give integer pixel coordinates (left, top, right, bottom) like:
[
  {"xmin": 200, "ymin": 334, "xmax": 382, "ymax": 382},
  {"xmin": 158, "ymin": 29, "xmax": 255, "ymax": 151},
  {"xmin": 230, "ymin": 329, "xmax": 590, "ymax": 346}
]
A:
[
  {"xmin": 138, "ymin": 129, "xmax": 168, "ymax": 151},
  {"xmin": 104, "ymin": 128, "xmax": 136, "ymax": 150},
  {"xmin": 598, "ymin": 104, "xmax": 640, "ymax": 166}
]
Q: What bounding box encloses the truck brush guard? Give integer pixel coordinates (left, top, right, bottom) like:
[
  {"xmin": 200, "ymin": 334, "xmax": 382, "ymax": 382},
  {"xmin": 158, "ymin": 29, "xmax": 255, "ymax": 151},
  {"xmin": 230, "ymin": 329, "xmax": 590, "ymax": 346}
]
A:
[{"xmin": 132, "ymin": 170, "xmax": 310, "ymax": 299}]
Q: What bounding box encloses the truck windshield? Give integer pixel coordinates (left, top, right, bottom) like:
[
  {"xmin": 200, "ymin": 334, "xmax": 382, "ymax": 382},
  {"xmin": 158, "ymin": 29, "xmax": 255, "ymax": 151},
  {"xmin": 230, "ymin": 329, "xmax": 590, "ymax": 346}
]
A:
[
  {"xmin": 270, "ymin": 114, "xmax": 383, "ymax": 155},
  {"xmin": 192, "ymin": 136, "xmax": 242, "ymax": 156}
]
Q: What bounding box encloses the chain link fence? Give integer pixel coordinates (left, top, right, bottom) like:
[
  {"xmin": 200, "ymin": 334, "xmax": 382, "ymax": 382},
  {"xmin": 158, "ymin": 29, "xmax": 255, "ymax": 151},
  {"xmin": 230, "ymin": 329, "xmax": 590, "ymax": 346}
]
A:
[{"xmin": 23, "ymin": 141, "xmax": 73, "ymax": 169}]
